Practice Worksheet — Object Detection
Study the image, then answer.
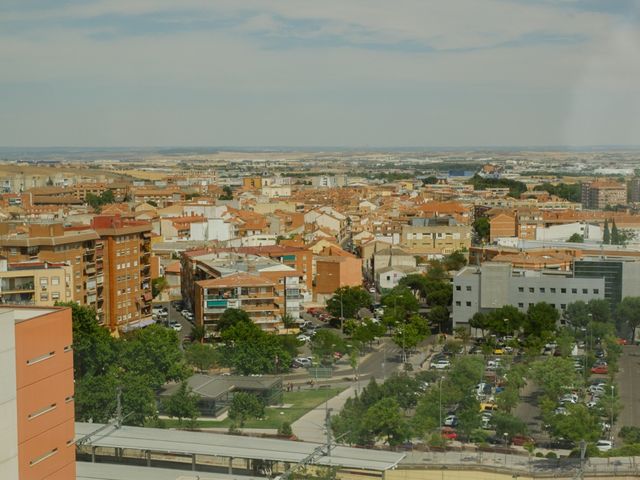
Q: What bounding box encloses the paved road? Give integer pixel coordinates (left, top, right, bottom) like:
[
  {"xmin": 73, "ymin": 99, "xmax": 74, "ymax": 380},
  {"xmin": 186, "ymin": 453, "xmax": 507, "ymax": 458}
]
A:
[
  {"xmin": 616, "ymin": 345, "xmax": 640, "ymax": 438},
  {"xmin": 291, "ymin": 386, "xmax": 358, "ymax": 442},
  {"xmin": 153, "ymin": 300, "xmax": 193, "ymax": 342}
]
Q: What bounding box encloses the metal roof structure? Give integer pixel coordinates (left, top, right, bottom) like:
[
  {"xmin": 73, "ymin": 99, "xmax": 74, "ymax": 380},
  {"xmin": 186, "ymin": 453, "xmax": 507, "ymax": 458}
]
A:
[
  {"xmin": 77, "ymin": 462, "xmax": 263, "ymax": 480},
  {"xmin": 75, "ymin": 423, "xmax": 405, "ymax": 472}
]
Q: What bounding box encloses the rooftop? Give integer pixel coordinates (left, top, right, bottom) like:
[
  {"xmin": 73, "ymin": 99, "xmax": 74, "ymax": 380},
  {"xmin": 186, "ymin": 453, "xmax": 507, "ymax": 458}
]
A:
[{"xmin": 75, "ymin": 423, "xmax": 405, "ymax": 472}]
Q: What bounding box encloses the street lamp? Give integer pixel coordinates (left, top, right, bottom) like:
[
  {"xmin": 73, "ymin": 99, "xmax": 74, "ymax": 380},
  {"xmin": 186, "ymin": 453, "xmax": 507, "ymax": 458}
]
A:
[
  {"xmin": 503, "ymin": 433, "xmax": 509, "ymax": 465},
  {"xmin": 439, "ymin": 377, "xmax": 444, "ymax": 431},
  {"xmin": 610, "ymin": 385, "xmax": 615, "ymax": 442}
]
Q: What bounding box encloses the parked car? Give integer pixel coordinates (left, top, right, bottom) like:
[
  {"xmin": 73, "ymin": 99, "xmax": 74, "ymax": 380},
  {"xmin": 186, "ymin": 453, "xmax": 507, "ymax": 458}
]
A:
[
  {"xmin": 591, "ymin": 365, "xmax": 608, "ymax": 375},
  {"xmin": 431, "ymin": 359, "xmax": 451, "ymax": 370},
  {"xmin": 441, "ymin": 427, "xmax": 457, "ymax": 440},
  {"xmin": 444, "ymin": 415, "xmax": 458, "ymax": 427},
  {"xmin": 169, "ymin": 322, "xmax": 182, "ymax": 332},
  {"xmin": 511, "ymin": 435, "xmax": 535, "ymax": 446},
  {"xmin": 596, "ymin": 440, "xmax": 613, "ymax": 452},
  {"xmin": 297, "ymin": 334, "xmax": 311, "ymax": 343}
]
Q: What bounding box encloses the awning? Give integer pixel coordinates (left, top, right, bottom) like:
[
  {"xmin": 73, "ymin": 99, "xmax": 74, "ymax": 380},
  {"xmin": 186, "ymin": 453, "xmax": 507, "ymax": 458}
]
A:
[{"xmin": 120, "ymin": 318, "xmax": 156, "ymax": 332}]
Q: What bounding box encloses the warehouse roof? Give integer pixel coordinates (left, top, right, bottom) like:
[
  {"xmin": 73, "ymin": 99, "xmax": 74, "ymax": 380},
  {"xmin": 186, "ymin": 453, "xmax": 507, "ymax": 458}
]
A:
[{"xmin": 77, "ymin": 462, "xmax": 262, "ymax": 480}]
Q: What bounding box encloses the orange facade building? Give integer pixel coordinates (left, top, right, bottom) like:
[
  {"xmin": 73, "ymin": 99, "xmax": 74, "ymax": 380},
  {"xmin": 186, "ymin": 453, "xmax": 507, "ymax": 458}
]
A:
[{"xmin": 0, "ymin": 306, "xmax": 75, "ymax": 480}]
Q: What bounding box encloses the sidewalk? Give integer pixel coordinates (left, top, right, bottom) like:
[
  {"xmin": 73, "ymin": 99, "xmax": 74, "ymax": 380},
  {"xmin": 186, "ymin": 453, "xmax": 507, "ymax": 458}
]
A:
[{"xmin": 291, "ymin": 386, "xmax": 357, "ymax": 443}]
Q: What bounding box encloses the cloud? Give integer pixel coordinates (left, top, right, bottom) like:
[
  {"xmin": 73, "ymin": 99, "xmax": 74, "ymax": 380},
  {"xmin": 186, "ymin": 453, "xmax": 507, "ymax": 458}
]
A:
[{"xmin": 0, "ymin": 0, "xmax": 639, "ymax": 146}]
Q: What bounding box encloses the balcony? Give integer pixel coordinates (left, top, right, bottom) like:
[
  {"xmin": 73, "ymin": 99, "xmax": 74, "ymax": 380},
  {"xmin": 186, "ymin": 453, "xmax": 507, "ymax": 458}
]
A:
[{"xmin": 0, "ymin": 278, "xmax": 35, "ymax": 293}]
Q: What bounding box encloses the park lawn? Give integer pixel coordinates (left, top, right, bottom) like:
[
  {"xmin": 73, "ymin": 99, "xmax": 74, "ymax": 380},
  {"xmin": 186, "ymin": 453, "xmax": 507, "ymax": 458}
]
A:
[{"xmin": 159, "ymin": 387, "xmax": 345, "ymax": 430}]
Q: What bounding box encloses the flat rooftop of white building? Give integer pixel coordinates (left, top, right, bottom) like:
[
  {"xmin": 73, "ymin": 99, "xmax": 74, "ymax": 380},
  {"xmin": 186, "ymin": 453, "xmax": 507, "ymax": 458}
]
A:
[{"xmin": 0, "ymin": 306, "xmax": 58, "ymax": 322}]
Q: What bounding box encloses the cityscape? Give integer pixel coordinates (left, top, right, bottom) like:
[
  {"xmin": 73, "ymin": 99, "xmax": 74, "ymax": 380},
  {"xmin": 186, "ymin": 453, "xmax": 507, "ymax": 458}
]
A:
[{"xmin": 3, "ymin": 2, "xmax": 640, "ymax": 480}]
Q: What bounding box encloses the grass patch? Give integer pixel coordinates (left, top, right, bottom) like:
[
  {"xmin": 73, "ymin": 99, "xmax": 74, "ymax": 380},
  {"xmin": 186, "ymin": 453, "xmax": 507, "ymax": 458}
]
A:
[{"xmin": 157, "ymin": 387, "xmax": 345, "ymax": 430}]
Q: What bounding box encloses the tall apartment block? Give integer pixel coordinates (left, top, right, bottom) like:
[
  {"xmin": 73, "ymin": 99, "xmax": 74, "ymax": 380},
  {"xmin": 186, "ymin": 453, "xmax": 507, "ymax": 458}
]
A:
[
  {"xmin": 91, "ymin": 215, "xmax": 154, "ymax": 332},
  {"xmin": 0, "ymin": 306, "xmax": 75, "ymax": 480},
  {"xmin": 0, "ymin": 224, "xmax": 104, "ymax": 318},
  {"xmin": 581, "ymin": 180, "xmax": 627, "ymax": 210}
]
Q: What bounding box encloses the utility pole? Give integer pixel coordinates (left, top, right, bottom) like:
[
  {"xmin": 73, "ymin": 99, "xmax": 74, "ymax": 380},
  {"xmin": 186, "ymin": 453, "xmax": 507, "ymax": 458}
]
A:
[
  {"xmin": 325, "ymin": 407, "xmax": 333, "ymax": 457},
  {"xmin": 115, "ymin": 386, "xmax": 123, "ymax": 429}
]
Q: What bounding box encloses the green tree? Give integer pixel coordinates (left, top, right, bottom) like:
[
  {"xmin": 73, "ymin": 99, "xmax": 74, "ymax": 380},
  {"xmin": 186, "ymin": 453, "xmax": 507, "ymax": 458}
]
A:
[
  {"xmin": 221, "ymin": 321, "xmax": 292, "ymax": 375},
  {"xmin": 163, "ymin": 382, "xmax": 199, "ymax": 426},
  {"xmin": 363, "ymin": 397, "xmax": 410, "ymax": 446},
  {"xmin": 120, "ymin": 324, "xmax": 188, "ymax": 389},
  {"xmin": 381, "ymin": 286, "xmax": 419, "ymax": 327},
  {"xmin": 60, "ymin": 302, "xmax": 115, "ymax": 378},
  {"xmin": 530, "ymin": 357, "xmax": 580, "ymax": 399},
  {"xmin": 310, "ymin": 329, "xmax": 347, "ymax": 362},
  {"xmin": 151, "ymin": 277, "xmax": 168, "ymax": 297},
  {"xmin": 228, "ymin": 392, "xmax": 264, "ymax": 428},
  {"xmin": 567, "ymin": 233, "xmax": 584, "ymax": 243},
  {"xmin": 603, "ymin": 219, "xmax": 611, "ymax": 245},
  {"xmin": 524, "ymin": 302, "xmax": 559, "ymax": 339},
  {"xmin": 454, "ymin": 325, "xmax": 472, "ymax": 353},
  {"xmin": 217, "ymin": 308, "xmax": 252, "ymax": 333},
  {"xmin": 278, "ymin": 421, "xmax": 293, "ymax": 437},
  {"xmin": 326, "ymin": 286, "xmax": 371, "ymax": 320},
  {"xmin": 185, "ymin": 343, "xmax": 219, "ymax": 372},
  {"xmin": 219, "ymin": 185, "xmax": 233, "ymax": 200},
  {"xmin": 469, "ymin": 312, "xmax": 490, "ymax": 336},
  {"xmin": 564, "ymin": 301, "xmax": 590, "ymax": 330},
  {"xmin": 611, "ymin": 220, "xmax": 620, "ymax": 245},
  {"xmin": 616, "ymin": 297, "xmax": 640, "ymax": 337},
  {"xmin": 551, "ymin": 404, "xmax": 601, "ymax": 442},
  {"xmin": 428, "ymin": 305, "xmax": 450, "ymax": 333},
  {"xmin": 473, "ymin": 217, "xmax": 490, "ymax": 242},
  {"xmin": 587, "ymin": 299, "xmax": 611, "ymax": 324},
  {"xmin": 492, "ymin": 412, "xmax": 527, "ymax": 438},
  {"xmin": 190, "ymin": 323, "xmax": 206, "ymax": 343},
  {"xmin": 443, "ymin": 251, "xmax": 467, "ymax": 271}
]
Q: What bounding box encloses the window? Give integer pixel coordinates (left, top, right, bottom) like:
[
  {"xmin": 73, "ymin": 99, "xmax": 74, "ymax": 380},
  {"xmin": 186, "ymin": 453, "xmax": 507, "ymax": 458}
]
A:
[
  {"xmin": 529, "ymin": 287, "xmax": 534, "ymax": 293},
  {"xmin": 51, "ymin": 292, "xmax": 60, "ymax": 300},
  {"xmin": 518, "ymin": 302, "xmax": 524, "ymax": 308},
  {"xmin": 560, "ymin": 304, "xmax": 566, "ymax": 309},
  {"xmin": 51, "ymin": 276, "xmax": 60, "ymax": 286},
  {"xmin": 561, "ymin": 288, "xmax": 567, "ymax": 293},
  {"xmin": 582, "ymin": 288, "xmax": 588, "ymax": 294},
  {"xmin": 28, "ymin": 403, "xmax": 57, "ymax": 420},
  {"xmin": 594, "ymin": 289, "xmax": 599, "ymax": 294},
  {"xmin": 572, "ymin": 288, "xmax": 577, "ymax": 294},
  {"xmin": 465, "ymin": 301, "xmax": 471, "ymax": 306},
  {"xmin": 40, "ymin": 293, "xmax": 48, "ymax": 301},
  {"xmin": 30, "ymin": 448, "xmax": 58, "ymax": 467},
  {"xmin": 518, "ymin": 287, "xmax": 524, "ymax": 292},
  {"xmin": 455, "ymin": 301, "xmax": 461, "ymax": 306},
  {"xmin": 40, "ymin": 277, "xmax": 48, "ymax": 286},
  {"xmin": 540, "ymin": 287, "xmax": 545, "ymax": 293},
  {"xmin": 466, "ymin": 286, "xmax": 471, "ymax": 291},
  {"xmin": 529, "ymin": 303, "xmax": 534, "ymax": 307},
  {"xmin": 27, "ymin": 351, "xmax": 55, "ymax": 365},
  {"xmin": 550, "ymin": 288, "xmax": 556, "ymax": 293},
  {"xmin": 456, "ymin": 285, "xmax": 461, "ymax": 291}
]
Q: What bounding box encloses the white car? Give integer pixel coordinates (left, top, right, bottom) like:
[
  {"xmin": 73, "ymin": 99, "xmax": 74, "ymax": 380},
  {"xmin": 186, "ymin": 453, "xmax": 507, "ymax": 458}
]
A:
[
  {"xmin": 169, "ymin": 322, "xmax": 182, "ymax": 332},
  {"xmin": 588, "ymin": 385, "xmax": 606, "ymax": 395},
  {"xmin": 596, "ymin": 440, "xmax": 613, "ymax": 452},
  {"xmin": 297, "ymin": 334, "xmax": 311, "ymax": 343},
  {"xmin": 431, "ymin": 359, "xmax": 451, "ymax": 370},
  {"xmin": 444, "ymin": 415, "xmax": 458, "ymax": 427},
  {"xmin": 294, "ymin": 357, "xmax": 312, "ymax": 367},
  {"xmin": 369, "ymin": 287, "xmax": 376, "ymax": 294}
]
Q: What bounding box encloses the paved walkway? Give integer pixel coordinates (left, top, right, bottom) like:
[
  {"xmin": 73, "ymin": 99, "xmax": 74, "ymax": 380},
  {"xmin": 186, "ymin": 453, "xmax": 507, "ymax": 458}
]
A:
[
  {"xmin": 616, "ymin": 345, "xmax": 640, "ymax": 439},
  {"xmin": 291, "ymin": 386, "xmax": 358, "ymax": 442}
]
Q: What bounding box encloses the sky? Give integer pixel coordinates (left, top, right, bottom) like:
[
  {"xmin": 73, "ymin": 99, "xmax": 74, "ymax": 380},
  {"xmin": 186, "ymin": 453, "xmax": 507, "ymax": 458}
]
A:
[{"xmin": 1, "ymin": 0, "xmax": 640, "ymax": 148}]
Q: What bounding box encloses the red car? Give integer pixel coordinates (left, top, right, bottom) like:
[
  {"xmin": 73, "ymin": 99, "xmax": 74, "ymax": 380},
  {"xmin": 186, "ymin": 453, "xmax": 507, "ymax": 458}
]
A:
[
  {"xmin": 511, "ymin": 435, "xmax": 535, "ymax": 446},
  {"xmin": 591, "ymin": 365, "xmax": 608, "ymax": 374},
  {"xmin": 441, "ymin": 427, "xmax": 457, "ymax": 440}
]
